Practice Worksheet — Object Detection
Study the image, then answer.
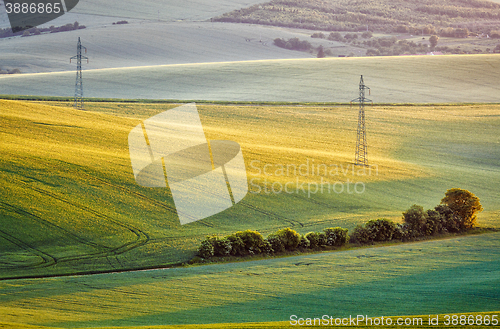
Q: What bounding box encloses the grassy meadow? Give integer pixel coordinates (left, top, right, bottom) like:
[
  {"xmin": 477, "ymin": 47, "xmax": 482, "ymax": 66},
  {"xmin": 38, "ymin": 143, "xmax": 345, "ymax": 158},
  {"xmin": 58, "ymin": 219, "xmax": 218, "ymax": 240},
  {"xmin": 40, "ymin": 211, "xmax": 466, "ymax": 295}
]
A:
[
  {"xmin": 1, "ymin": 99, "xmax": 500, "ymax": 279},
  {"xmin": 1, "ymin": 99, "xmax": 499, "ymax": 327},
  {"xmin": 0, "ymin": 232, "xmax": 499, "ymax": 328},
  {"xmin": 1, "ymin": 55, "xmax": 499, "ymax": 102}
]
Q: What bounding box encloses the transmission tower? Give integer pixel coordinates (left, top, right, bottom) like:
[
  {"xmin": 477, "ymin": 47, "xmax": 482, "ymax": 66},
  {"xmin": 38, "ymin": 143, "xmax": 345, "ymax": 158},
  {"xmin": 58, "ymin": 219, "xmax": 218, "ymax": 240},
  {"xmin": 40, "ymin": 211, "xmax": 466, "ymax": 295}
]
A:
[
  {"xmin": 351, "ymin": 75, "xmax": 371, "ymax": 166},
  {"xmin": 70, "ymin": 37, "xmax": 88, "ymax": 110}
]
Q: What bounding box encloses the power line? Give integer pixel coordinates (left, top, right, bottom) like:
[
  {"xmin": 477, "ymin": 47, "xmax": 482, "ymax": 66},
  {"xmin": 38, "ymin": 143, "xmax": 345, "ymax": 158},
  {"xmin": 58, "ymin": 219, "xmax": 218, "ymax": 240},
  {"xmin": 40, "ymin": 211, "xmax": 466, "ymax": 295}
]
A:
[{"xmin": 70, "ymin": 37, "xmax": 88, "ymax": 110}]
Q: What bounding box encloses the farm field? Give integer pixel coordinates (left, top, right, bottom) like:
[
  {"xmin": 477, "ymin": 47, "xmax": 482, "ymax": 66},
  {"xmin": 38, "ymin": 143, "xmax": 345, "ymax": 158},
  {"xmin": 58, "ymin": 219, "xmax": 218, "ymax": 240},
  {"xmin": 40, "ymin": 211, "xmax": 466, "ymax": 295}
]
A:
[
  {"xmin": 1, "ymin": 0, "xmax": 499, "ymax": 327},
  {"xmin": 70, "ymin": 0, "xmax": 267, "ymax": 22},
  {"xmin": 0, "ymin": 231, "xmax": 499, "ymax": 328},
  {"xmin": 0, "ymin": 21, "xmax": 315, "ymax": 73},
  {"xmin": 1, "ymin": 99, "xmax": 500, "ymax": 280},
  {"xmin": 1, "ymin": 55, "xmax": 499, "ymax": 102},
  {"xmin": 0, "ymin": 0, "xmax": 267, "ymax": 29}
]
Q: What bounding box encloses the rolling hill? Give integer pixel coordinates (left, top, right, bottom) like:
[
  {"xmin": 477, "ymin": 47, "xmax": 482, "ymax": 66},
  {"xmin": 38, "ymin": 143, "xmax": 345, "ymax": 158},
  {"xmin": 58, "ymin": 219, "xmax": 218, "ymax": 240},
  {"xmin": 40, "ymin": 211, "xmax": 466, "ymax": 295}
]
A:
[
  {"xmin": 0, "ymin": 21, "xmax": 317, "ymax": 73},
  {"xmin": 214, "ymin": 0, "xmax": 500, "ymax": 34},
  {"xmin": 1, "ymin": 0, "xmax": 499, "ymax": 327},
  {"xmin": 1, "ymin": 99, "xmax": 499, "ymax": 280},
  {"xmin": 1, "ymin": 55, "xmax": 499, "ymax": 102},
  {"xmin": 1, "ymin": 231, "xmax": 499, "ymax": 327}
]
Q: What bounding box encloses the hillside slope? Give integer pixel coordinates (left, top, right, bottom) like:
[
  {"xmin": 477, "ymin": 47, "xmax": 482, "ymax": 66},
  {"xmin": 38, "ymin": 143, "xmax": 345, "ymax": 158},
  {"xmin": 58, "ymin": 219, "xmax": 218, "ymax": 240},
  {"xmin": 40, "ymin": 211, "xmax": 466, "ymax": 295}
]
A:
[
  {"xmin": 214, "ymin": 0, "xmax": 500, "ymax": 33},
  {"xmin": 1, "ymin": 232, "xmax": 499, "ymax": 327},
  {"xmin": 1, "ymin": 100, "xmax": 499, "ymax": 279},
  {"xmin": 0, "ymin": 21, "xmax": 318, "ymax": 73},
  {"xmin": 1, "ymin": 55, "xmax": 499, "ymax": 103}
]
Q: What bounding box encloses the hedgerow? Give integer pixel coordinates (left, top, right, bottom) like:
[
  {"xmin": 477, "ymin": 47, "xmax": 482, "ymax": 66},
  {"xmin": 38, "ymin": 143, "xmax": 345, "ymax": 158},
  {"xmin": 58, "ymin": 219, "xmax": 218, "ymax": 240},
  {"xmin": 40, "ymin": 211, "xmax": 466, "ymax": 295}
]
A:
[{"xmin": 197, "ymin": 188, "xmax": 483, "ymax": 259}]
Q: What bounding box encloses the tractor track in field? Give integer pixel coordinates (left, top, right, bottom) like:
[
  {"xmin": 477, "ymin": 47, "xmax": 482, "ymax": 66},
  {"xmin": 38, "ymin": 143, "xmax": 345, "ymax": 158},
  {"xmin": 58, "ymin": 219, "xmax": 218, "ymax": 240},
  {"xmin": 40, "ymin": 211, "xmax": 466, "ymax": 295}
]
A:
[
  {"xmin": 0, "ymin": 200, "xmax": 150, "ymax": 270},
  {"xmin": 79, "ymin": 166, "xmax": 302, "ymax": 228},
  {"xmin": 0, "ymin": 228, "xmax": 56, "ymax": 268},
  {"xmin": 0, "ymin": 175, "xmax": 151, "ymax": 273},
  {"xmin": 5, "ymin": 151, "xmax": 301, "ymax": 228},
  {"xmin": 0, "ymin": 201, "xmax": 111, "ymax": 251},
  {"xmin": 237, "ymin": 199, "xmax": 303, "ymax": 227}
]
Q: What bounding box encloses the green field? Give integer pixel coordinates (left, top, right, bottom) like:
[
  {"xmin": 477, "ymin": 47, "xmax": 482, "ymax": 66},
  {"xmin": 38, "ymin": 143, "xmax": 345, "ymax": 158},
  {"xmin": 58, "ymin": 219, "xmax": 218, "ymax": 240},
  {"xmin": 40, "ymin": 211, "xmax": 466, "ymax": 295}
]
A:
[
  {"xmin": 1, "ymin": 99, "xmax": 499, "ymax": 327},
  {"xmin": 1, "ymin": 232, "xmax": 499, "ymax": 328},
  {"xmin": 1, "ymin": 99, "xmax": 499, "ymax": 279},
  {"xmin": 1, "ymin": 55, "xmax": 499, "ymax": 102}
]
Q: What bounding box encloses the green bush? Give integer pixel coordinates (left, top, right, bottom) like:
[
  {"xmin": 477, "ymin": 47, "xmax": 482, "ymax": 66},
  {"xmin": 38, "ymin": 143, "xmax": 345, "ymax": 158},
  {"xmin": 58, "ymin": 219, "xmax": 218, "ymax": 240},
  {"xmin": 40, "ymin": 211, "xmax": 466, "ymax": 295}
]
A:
[
  {"xmin": 267, "ymin": 234, "xmax": 285, "ymax": 253},
  {"xmin": 435, "ymin": 204, "xmax": 460, "ymax": 233},
  {"xmin": 323, "ymin": 227, "xmax": 349, "ymax": 246},
  {"xmin": 328, "ymin": 32, "xmax": 342, "ymax": 41},
  {"xmin": 298, "ymin": 235, "xmax": 310, "ymax": 249},
  {"xmin": 344, "ymin": 33, "xmax": 358, "ymax": 40},
  {"xmin": 261, "ymin": 239, "xmax": 274, "ymax": 254},
  {"xmin": 227, "ymin": 234, "xmax": 246, "ymax": 256},
  {"xmin": 349, "ymin": 225, "xmax": 373, "ymax": 244},
  {"xmin": 425, "ymin": 209, "xmax": 445, "ymax": 235},
  {"xmin": 274, "ymin": 38, "xmax": 286, "ymax": 48},
  {"xmin": 396, "ymin": 223, "xmax": 411, "ymax": 241},
  {"xmin": 311, "ymin": 32, "xmax": 326, "ymax": 38},
  {"xmin": 212, "ymin": 236, "xmax": 232, "ymax": 256},
  {"xmin": 361, "ymin": 31, "xmax": 373, "ymax": 38},
  {"xmin": 441, "ymin": 188, "xmax": 483, "ymax": 231},
  {"xmin": 304, "ymin": 232, "xmax": 320, "ymax": 248},
  {"xmin": 318, "ymin": 232, "xmax": 327, "ymax": 247},
  {"xmin": 365, "ymin": 219, "xmax": 399, "ymax": 241},
  {"xmin": 317, "ymin": 46, "xmax": 326, "ymax": 58},
  {"xmin": 366, "ymin": 48, "xmax": 380, "ymax": 56},
  {"xmin": 305, "ymin": 231, "xmax": 327, "ymax": 248},
  {"xmin": 268, "ymin": 228, "xmax": 301, "ymax": 251},
  {"xmin": 403, "ymin": 204, "xmax": 428, "ymax": 238},
  {"xmin": 234, "ymin": 230, "xmax": 267, "ymax": 254},
  {"xmin": 198, "ymin": 238, "xmax": 214, "ymax": 258},
  {"xmin": 274, "ymin": 37, "xmax": 312, "ymax": 51}
]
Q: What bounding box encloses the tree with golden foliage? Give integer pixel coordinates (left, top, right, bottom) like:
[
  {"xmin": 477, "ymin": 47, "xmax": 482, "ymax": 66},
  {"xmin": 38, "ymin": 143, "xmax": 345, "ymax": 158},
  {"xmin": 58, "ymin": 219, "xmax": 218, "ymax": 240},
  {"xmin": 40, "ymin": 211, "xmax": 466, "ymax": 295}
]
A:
[{"xmin": 441, "ymin": 188, "xmax": 483, "ymax": 230}]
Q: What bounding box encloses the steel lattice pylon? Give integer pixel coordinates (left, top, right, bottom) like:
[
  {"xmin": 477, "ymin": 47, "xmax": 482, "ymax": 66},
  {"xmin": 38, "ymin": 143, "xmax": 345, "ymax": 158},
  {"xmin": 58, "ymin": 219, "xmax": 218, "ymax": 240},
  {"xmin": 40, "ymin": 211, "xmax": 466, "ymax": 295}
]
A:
[
  {"xmin": 351, "ymin": 75, "xmax": 371, "ymax": 166},
  {"xmin": 70, "ymin": 37, "xmax": 88, "ymax": 110}
]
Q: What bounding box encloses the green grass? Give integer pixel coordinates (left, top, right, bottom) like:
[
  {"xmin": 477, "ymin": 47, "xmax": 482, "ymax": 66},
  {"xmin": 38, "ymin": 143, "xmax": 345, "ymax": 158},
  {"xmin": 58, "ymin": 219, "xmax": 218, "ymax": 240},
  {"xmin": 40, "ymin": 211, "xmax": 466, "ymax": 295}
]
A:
[
  {"xmin": 2, "ymin": 312, "xmax": 500, "ymax": 328},
  {"xmin": 0, "ymin": 232, "xmax": 498, "ymax": 327},
  {"xmin": 1, "ymin": 99, "xmax": 499, "ymax": 327},
  {"xmin": 1, "ymin": 100, "xmax": 500, "ymax": 280},
  {"xmin": 0, "ymin": 55, "xmax": 499, "ymax": 103}
]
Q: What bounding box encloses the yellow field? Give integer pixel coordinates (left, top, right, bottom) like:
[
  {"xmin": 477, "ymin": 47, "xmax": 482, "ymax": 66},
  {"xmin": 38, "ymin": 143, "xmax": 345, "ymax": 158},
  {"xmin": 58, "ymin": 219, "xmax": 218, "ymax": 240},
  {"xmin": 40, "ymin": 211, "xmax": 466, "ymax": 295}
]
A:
[
  {"xmin": 1, "ymin": 99, "xmax": 499, "ymax": 327},
  {"xmin": 2, "ymin": 99, "xmax": 500, "ymax": 278}
]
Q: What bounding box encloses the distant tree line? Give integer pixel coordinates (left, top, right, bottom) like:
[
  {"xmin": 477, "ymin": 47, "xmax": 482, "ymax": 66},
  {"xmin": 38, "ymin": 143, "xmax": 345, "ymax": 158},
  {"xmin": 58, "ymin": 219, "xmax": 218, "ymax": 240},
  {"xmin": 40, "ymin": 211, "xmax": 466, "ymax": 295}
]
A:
[
  {"xmin": 195, "ymin": 188, "xmax": 484, "ymax": 261},
  {"xmin": 273, "ymin": 36, "xmax": 354, "ymax": 57},
  {"xmin": 0, "ymin": 67, "xmax": 21, "ymax": 74},
  {"xmin": 308, "ymin": 30, "xmax": 495, "ymax": 56},
  {"xmin": 273, "ymin": 37, "xmax": 313, "ymax": 51},
  {"xmin": 0, "ymin": 21, "xmax": 85, "ymax": 39}
]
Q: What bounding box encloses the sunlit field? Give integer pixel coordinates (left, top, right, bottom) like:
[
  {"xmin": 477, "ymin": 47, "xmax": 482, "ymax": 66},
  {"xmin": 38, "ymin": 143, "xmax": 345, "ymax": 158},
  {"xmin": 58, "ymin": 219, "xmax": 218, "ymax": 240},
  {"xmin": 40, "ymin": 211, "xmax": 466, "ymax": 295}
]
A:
[
  {"xmin": 1, "ymin": 55, "xmax": 499, "ymax": 102},
  {"xmin": 1, "ymin": 100, "xmax": 499, "ymax": 279}
]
